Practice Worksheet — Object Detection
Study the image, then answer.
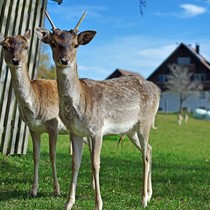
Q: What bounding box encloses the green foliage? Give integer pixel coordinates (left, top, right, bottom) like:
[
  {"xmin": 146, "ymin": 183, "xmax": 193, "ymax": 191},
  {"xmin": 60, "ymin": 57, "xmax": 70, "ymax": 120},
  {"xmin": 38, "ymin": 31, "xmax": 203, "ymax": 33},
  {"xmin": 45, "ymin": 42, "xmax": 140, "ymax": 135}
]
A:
[
  {"xmin": 0, "ymin": 114, "xmax": 210, "ymax": 209},
  {"xmin": 166, "ymin": 64, "xmax": 203, "ymax": 112},
  {"xmin": 37, "ymin": 49, "xmax": 56, "ymax": 79},
  {"xmin": 37, "ymin": 64, "xmax": 56, "ymax": 80}
]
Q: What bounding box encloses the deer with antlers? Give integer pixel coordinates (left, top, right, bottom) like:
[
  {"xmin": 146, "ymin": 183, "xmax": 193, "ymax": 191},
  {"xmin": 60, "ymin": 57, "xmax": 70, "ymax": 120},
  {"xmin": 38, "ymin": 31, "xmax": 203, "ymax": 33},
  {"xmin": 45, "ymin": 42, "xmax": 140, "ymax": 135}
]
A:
[
  {"xmin": 0, "ymin": 30, "xmax": 70, "ymax": 197},
  {"xmin": 35, "ymin": 11, "xmax": 160, "ymax": 209}
]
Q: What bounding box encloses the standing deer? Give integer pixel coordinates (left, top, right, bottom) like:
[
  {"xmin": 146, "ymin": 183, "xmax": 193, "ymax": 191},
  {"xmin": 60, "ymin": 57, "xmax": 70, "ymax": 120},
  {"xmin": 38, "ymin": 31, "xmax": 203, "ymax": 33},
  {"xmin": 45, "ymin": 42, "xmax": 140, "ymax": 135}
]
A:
[
  {"xmin": 35, "ymin": 11, "xmax": 160, "ymax": 209},
  {"xmin": 0, "ymin": 30, "xmax": 69, "ymax": 197}
]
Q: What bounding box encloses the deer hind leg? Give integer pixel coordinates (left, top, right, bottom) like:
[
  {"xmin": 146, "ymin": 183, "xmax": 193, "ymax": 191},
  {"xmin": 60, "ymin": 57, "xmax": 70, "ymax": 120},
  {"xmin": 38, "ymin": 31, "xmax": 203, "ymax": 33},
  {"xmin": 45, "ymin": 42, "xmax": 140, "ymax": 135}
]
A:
[
  {"xmin": 65, "ymin": 135, "xmax": 83, "ymax": 210},
  {"xmin": 87, "ymin": 137, "xmax": 96, "ymax": 190},
  {"xmin": 147, "ymin": 144, "xmax": 152, "ymax": 202},
  {"xmin": 48, "ymin": 130, "xmax": 60, "ymax": 196},
  {"xmin": 127, "ymin": 132, "xmax": 142, "ymax": 151},
  {"xmin": 91, "ymin": 135, "xmax": 103, "ymax": 210},
  {"xmin": 69, "ymin": 139, "xmax": 72, "ymax": 156},
  {"xmin": 30, "ymin": 131, "xmax": 41, "ymax": 196},
  {"xmin": 137, "ymin": 129, "xmax": 152, "ymax": 208}
]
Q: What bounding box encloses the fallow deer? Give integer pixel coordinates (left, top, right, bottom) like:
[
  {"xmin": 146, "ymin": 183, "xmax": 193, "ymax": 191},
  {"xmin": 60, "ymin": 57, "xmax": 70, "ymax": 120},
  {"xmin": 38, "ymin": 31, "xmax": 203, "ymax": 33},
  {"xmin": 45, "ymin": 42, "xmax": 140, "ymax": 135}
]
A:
[
  {"xmin": 178, "ymin": 113, "xmax": 183, "ymax": 125},
  {"xmin": 0, "ymin": 30, "xmax": 69, "ymax": 197},
  {"xmin": 35, "ymin": 11, "xmax": 160, "ymax": 209}
]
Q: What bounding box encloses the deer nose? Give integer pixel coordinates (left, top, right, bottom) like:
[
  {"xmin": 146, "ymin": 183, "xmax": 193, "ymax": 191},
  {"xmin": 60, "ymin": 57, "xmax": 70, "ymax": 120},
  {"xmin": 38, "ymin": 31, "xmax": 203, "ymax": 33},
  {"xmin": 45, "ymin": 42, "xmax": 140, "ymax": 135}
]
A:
[
  {"xmin": 59, "ymin": 57, "xmax": 70, "ymax": 66},
  {"xmin": 12, "ymin": 59, "xmax": 20, "ymax": 66}
]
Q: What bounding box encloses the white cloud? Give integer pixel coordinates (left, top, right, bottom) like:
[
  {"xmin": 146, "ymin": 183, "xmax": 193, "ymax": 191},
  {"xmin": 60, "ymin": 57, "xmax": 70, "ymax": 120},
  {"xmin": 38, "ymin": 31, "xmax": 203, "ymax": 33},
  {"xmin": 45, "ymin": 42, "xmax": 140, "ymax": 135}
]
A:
[
  {"xmin": 46, "ymin": 3, "xmax": 137, "ymax": 32},
  {"xmin": 50, "ymin": 4, "xmax": 107, "ymax": 18},
  {"xmin": 46, "ymin": 4, "xmax": 108, "ymax": 29},
  {"xmin": 44, "ymin": 33, "xmax": 210, "ymax": 81},
  {"xmin": 155, "ymin": 4, "xmax": 207, "ymax": 19},
  {"xmin": 180, "ymin": 4, "xmax": 206, "ymax": 18},
  {"xmin": 137, "ymin": 45, "xmax": 175, "ymax": 58},
  {"xmin": 45, "ymin": 2, "xmax": 210, "ymax": 80},
  {"xmin": 77, "ymin": 36, "xmax": 210, "ymax": 80},
  {"xmin": 77, "ymin": 36, "xmax": 178, "ymax": 80}
]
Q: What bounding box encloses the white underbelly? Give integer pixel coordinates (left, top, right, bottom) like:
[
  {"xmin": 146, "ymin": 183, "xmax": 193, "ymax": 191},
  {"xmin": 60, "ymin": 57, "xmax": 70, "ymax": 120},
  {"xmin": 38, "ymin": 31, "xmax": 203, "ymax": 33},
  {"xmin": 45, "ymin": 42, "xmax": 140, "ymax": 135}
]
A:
[
  {"xmin": 102, "ymin": 118, "xmax": 138, "ymax": 135},
  {"xmin": 68, "ymin": 118, "xmax": 90, "ymax": 137},
  {"xmin": 57, "ymin": 118, "xmax": 69, "ymax": 134},
  {"xmin": 28, "ymin": 119, "xmax": 47, "ymax": 133}
]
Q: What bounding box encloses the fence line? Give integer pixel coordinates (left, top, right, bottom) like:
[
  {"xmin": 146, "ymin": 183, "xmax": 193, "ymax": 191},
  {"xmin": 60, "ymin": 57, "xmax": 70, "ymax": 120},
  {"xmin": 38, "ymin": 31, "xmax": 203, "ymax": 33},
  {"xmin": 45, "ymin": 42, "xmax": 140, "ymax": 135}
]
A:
[{"xmin": 0, "ymin": 0, "xmax": 48, "ymax": 155}]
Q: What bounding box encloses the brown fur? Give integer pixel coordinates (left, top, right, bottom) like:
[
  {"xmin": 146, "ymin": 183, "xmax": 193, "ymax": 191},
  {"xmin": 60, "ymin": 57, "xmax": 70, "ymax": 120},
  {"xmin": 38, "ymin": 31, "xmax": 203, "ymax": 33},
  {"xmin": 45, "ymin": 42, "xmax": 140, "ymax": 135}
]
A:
[
  {"xmin": 35, "ymin": 27, "xmax": 160, "ymax": 210},
  {"xmin": 0, "ymin": 30, "xmax": 68, "ymax": 197}
]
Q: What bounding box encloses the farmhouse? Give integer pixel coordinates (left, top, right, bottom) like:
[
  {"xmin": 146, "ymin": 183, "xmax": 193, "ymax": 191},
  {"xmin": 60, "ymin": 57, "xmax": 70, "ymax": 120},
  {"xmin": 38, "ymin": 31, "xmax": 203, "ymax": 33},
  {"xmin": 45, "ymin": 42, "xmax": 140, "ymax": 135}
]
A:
[
  {"xmin": 106, "ymin": 68, "xmax": 143, "ymax": 79},
  {"xmin": 148, "ymin": 43, "xmax": 210, "ymax": 113},
  {"xmin": 108, "ymin": 44, "xmax": 210, "ymax": 113}
]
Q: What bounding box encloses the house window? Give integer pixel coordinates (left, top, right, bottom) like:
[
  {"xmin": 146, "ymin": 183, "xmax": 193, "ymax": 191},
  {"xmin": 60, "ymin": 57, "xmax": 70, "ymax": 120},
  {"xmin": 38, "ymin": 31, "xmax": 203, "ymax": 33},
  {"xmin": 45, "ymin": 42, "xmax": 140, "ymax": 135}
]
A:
[
  {"xmin": 199, "ymin": 91, "xmax": 205, "ymax": 99},
  {"xmin": 193, "ymin": 73, "xmax": 206, "ymax": 81},
  {"xmin": 177, "ymin": 57, "xmax": 191, "ymax": 65},
  {"xmin": 158, "ymin": 74, "xmax": 167, "ymax": 83}
]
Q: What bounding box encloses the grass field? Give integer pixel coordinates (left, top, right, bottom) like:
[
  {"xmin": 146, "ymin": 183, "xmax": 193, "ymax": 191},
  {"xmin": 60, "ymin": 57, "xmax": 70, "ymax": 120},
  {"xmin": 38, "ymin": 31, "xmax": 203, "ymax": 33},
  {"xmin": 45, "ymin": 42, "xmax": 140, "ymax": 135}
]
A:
[{"xmin": 0, "ymin": 113, "xmax": 210, "ymax": 210}]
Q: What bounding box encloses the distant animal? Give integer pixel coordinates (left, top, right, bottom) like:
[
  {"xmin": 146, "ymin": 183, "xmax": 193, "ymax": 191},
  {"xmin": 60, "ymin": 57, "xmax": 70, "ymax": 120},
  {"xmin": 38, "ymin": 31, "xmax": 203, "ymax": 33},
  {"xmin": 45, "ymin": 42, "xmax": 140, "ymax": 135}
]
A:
[
  {"xmin": 184, "ymin": 113, "xmax": 189, "ymax": 123},
  {"xmin": 178, "ymin": 113, "xmax": 183, "ymax": 125}
]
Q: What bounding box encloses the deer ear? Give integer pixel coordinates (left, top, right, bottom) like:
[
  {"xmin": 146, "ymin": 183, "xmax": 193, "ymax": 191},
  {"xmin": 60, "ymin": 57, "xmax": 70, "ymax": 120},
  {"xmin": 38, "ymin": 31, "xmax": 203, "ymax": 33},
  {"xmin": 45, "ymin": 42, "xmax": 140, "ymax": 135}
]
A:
[
  {"xmin": 0, "ymin": 34, "xmax": 4, "ymax": 45},
  {"xmin": 34, "ymin": 28, "xmax": 51, "ymax": 44},
  {"xmin": 77, "ymin": 30, "xmax": 96, "ymax": 46},
  {"xmin": 24, "ymin": 29, "xmax": 31, "ymax": 40}
]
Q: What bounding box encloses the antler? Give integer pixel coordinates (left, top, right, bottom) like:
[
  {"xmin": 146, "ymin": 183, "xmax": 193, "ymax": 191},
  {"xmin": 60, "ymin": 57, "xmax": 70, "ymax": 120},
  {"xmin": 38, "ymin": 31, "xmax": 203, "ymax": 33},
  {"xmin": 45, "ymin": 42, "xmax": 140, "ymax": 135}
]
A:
[
  {"xmin": 45, "ymin": 10, "xmax": 86, "ymax": 32},
  {"xmin": 45, "ymin": 10, "xmax": 57, "ymax": 31},
  {"xmin": 74, "ymin": 11, "xmax": 87, "ymax": 31}
]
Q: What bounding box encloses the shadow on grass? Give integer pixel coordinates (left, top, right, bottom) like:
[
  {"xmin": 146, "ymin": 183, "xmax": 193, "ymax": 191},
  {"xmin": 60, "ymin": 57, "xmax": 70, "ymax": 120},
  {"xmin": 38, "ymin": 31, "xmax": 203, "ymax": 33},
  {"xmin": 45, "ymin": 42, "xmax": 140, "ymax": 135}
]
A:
[
  {"xmin": 0, "ymin": 188, "xmax": 67, "ymax": 202},
  {"xmin": 78, "ymin": 151, "xmax": 210, "ymax": 204},
  {"xmin": 1, "ymin": 145, "xmax": 210, "ymax": 208},
  {"xmin": 0, "ymin": 190, "xmax": 42, "ymax": 202}
]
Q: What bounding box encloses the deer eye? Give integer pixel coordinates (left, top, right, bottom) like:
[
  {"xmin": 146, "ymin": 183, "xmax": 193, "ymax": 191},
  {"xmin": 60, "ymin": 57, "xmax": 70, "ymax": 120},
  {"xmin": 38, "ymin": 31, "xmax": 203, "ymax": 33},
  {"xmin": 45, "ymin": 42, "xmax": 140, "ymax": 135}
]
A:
[
  {"xmin": 24, "ymin": 46, "xmax": 29, "ymax": 50},
  {"xmin": 74, "ymin": 44, "xmax": 79, "ymax": 48},
  {"xmin": 51, "ymin": 42, "xmax": 56, "ymax": 48},
  {"xmin": 3, "ymin": 45, "xmax": 9, "ymax": 50}
]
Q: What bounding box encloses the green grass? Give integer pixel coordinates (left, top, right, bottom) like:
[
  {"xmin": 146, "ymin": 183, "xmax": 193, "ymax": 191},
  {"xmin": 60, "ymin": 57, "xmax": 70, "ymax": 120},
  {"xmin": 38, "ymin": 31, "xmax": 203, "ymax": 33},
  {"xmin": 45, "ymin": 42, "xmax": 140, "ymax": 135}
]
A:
[{"xmin": 1, "ymin": 114, "xmax": 210, "ymax": 210}]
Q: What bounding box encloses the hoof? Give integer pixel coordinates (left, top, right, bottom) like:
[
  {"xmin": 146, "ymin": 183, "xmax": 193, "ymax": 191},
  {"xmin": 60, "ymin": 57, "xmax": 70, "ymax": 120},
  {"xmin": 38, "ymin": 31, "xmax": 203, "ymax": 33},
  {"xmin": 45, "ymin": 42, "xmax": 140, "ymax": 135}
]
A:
[
  {"xmin": 64, "ymin": 200, "xmax": 75, "ymax": 210},
  {"xmin": 53, "ymin": 189, "xmax": 60, "ymax": 197},
  {"xmin": 142, "ymin": 196, "xmax": 148, "ymax": 208},
  {"xmin": 29, "ymin": 189, "xmax": 37, "ymax": 197},
  {"xmin": 147, "ymin": 192, "xmax": 152, "ymax": 203}
]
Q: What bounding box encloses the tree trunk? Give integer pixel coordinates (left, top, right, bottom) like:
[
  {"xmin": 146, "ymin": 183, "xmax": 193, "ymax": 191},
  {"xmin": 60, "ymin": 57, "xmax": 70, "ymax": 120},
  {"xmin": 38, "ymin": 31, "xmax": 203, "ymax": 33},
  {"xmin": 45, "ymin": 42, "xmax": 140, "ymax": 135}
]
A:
[{"xmin": 179, "ymin": 92, "xmax": 183, "ymax": 113}]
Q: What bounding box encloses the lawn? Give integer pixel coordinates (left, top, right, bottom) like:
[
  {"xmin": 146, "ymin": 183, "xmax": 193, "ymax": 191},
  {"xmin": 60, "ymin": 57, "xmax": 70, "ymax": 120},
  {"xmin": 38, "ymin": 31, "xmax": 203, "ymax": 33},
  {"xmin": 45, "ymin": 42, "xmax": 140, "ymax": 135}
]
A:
[{"xmin": 0, "ymin": 114, "xmax": 210, "ymax": 210}]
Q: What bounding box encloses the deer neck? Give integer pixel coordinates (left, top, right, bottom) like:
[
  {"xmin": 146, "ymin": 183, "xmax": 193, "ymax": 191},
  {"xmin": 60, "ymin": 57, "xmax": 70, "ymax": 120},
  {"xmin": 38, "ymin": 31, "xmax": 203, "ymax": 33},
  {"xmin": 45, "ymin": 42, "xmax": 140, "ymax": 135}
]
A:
[
  {"xmin": 9, "ymin": 63, "xmax": 36, "ymax": 109},
  {"xmin": 56, "ymin": 59, "xmax": 81, "ymax": 103}
]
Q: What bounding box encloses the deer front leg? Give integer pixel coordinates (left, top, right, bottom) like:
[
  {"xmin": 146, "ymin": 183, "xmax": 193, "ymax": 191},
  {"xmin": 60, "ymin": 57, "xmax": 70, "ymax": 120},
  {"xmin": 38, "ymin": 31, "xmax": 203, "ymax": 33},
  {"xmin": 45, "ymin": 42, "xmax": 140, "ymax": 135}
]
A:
[
  {"xmin": 91, "ymin": 135, "xmax": 103, "ymax": 210},
  {"xmin": 30, "ymin": 131, "xmax": 41, "ymax": 196},
  {"xmin": 87, "ymin": 137, "xmax": 96, "ymax": 190},
  {"xmin": 65, "ymin": 135, "xmax": 83, "ymax": 210},
  {"xmin": 48, "ymin": 130, "xmax": 60, "ymax": 196}
]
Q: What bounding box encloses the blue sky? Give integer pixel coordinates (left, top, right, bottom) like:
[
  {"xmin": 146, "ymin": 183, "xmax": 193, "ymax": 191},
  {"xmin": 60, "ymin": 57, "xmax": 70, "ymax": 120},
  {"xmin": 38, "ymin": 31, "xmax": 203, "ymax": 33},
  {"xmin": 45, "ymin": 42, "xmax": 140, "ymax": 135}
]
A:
[{"xmin": 45, "ymin": 0, "xmax": 210, "ymax": 80}]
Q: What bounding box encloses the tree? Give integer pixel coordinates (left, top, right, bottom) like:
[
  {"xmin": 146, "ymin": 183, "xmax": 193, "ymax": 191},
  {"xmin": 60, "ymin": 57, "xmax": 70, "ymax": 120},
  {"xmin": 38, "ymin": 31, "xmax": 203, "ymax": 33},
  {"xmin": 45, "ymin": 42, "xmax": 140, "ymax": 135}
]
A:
[
  {"xmin": 37, "ymin": 49, "xmax": 56, "ymax": 79},
  {"xmin": 166, "ymin": 63, "xmax": 203, "ymax": 113},
  {"xmin": 139, "ymin": 0, "xmax": 147, "ymax": 15}
]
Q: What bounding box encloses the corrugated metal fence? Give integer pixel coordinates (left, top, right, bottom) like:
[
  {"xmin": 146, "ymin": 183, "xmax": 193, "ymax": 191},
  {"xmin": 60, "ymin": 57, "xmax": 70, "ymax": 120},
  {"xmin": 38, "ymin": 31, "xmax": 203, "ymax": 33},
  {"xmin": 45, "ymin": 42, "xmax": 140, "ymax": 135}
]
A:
[{"xmin": 0, "ymin": 0, "xmax": 48, "ymax": 155}]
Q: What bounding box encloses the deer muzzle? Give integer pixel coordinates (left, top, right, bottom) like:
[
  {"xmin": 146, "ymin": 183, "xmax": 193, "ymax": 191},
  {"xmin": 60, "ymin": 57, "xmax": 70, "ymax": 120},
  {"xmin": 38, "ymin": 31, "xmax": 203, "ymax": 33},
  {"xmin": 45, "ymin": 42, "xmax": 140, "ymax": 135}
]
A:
[
  {"xmin": 59, "ymin": 56, "xmax": 70, "ymax": 66},
  {"xmin": 12, "ymin": 58, "xmax": 20, "ymax": 66}
]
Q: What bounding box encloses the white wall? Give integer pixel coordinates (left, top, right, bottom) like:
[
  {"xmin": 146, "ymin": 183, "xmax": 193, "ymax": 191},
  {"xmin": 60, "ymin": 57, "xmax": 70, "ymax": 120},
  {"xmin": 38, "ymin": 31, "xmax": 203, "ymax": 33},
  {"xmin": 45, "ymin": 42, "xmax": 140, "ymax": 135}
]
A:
[{"xmin": 159, "ymin": 91, "xmax": 210, "ymax": 113}]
